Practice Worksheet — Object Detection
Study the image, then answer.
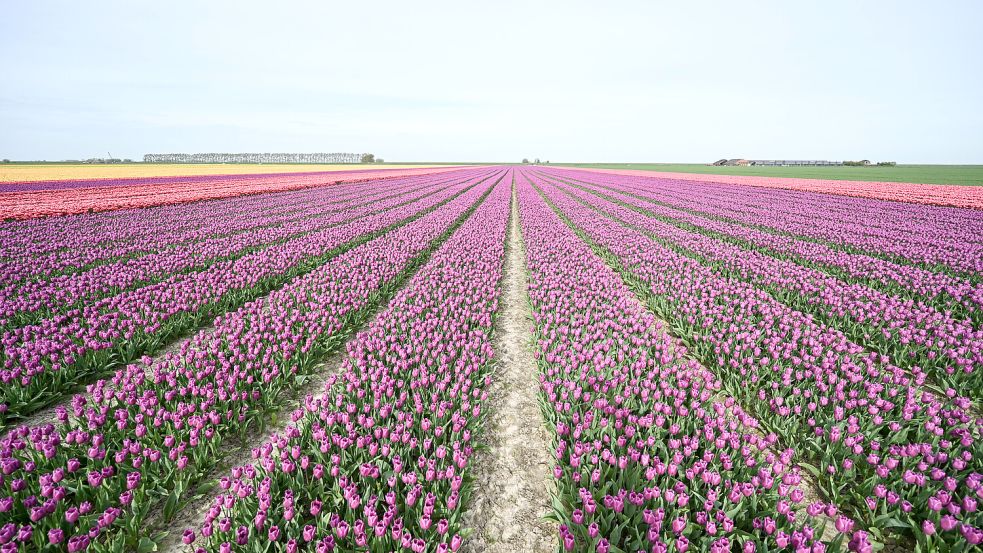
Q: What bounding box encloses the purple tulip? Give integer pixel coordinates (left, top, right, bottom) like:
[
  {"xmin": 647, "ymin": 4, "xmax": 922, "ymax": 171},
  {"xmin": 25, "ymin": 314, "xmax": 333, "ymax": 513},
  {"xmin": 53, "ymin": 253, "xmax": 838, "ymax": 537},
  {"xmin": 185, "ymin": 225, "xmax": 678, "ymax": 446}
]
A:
[{"xmin": 48, "ymin": 527, "xmax": 65, "ymax": 544}]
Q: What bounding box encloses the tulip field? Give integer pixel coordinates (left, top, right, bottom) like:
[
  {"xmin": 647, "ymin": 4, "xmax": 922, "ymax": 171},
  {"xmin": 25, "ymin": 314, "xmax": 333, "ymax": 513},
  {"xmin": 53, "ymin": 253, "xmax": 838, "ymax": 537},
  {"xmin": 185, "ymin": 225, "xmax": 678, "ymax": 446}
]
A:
[
  {"xmin": 0, "ymin": 166, "xmax": 463, "ymax": 220},
  {"xmin": 0, "ymin": 165, "xmax": 979, "ymax": 553},
  {"xmin": 562, "ymin": 168, "xmax": 983, "ymax": 210}
]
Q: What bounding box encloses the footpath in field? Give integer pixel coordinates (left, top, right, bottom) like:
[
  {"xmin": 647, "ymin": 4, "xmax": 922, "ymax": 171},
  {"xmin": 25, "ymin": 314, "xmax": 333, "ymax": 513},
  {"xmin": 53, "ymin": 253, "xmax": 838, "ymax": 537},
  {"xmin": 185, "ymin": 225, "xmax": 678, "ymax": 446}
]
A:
[{"xmin": 461, "ymin": 183, "xmax": 556, "ymax": 553}]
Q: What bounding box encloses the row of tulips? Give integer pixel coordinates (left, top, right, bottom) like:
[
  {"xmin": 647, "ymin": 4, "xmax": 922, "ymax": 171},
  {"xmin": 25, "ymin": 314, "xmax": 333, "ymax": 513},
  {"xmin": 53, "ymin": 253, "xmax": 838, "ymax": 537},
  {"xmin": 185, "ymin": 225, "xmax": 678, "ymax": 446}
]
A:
[
  {"xmin": 0, "ymin": 167, "xmax": 449, "ymax": 194},
  {"xmin": 0, "ymin": 171, "xmax": 496, "ymax": 424},
  {"xmin": 542, "ymin": 168, "xmax": 983, "ymax": 278},
  {"xmin": 0, "ymin": 166, "xmax": 466, "ymax": 220},
  {"xmin": 561, "ymin": 167, "xmax": 983, "ymax": 211},
  {"xmin": 581, "ymin": 171, "xmax": 982, "ymax": 241},
  {"xmin": 185, "ymin": 169, "xmax": 513, "ymax": 553},
  {"xmin": 0, "ymin": 182, "xmax": 324, "ymax": 260},
  {"xmin": 0, "ymin": 170, "xmax": 503, "ymax": 552},
  {"xmin": 547, "ymin": 171, "xmax": 982, "ymax": 325},
  {"xmin": 0, "ymin": 170, "xmax": 475, "ymax": 289},
  {"xmin": 515, "ymin": 172, "xmax": 841, "ymax": 552},
  {"xmin": 563, "ymin": 168, "xmax": 983, "ymax": 256},
  {"xmin": 0, "ymin": 175, "xmax": 459, "ymax": 331},
  {"xmin": 540, "ymin": 175, "xmax": 983, "ymax": 405},
  {"xmin": 528, "ymin": 171, "xmax": 982, "ymax": 551}
]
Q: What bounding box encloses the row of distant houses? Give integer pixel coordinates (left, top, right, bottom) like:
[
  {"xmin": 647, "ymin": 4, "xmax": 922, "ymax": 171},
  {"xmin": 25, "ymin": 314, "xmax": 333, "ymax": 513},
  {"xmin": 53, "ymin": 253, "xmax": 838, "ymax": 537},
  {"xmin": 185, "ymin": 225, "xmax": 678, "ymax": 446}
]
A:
[{"xmin": 711, "ymin": 159, "xmax": 864, "ymax": 167}]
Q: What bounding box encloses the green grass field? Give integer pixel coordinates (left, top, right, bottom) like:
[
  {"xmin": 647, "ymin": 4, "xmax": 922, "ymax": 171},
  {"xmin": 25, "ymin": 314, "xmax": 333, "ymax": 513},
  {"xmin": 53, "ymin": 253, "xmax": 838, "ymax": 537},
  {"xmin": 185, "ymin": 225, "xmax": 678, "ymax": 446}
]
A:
[{"xmin": 552, "ymin": 163, "xmax": 983, "ymax": 186}]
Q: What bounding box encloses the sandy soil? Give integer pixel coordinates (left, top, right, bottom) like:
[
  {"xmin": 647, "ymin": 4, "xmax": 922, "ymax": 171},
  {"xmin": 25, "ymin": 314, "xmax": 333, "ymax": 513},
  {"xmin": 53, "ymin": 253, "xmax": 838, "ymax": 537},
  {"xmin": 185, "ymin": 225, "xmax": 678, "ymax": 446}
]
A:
[{"xmin": 460, "ymin": 184, "xmax": 556, "ymax": 553}]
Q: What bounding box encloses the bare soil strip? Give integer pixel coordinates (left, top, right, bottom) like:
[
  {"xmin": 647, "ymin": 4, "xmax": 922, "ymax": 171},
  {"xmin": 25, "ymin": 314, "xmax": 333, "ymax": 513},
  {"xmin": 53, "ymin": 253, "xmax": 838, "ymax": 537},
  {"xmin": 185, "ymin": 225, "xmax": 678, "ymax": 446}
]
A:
[{"xmin": 461, "ymin": 184, "xmax": 556, "ymax": 553}]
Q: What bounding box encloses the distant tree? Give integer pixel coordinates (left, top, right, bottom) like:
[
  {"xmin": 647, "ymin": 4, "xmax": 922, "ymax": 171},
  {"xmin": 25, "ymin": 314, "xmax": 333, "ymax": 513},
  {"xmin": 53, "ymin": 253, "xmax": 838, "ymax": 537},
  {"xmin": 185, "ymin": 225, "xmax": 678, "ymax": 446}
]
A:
[
  {"xmin": 376, "ymin": 158, "xmax": 385, "ymax": 163},
  {"xmin": 545, "ymin": 160, "xmax": 549, "ymax": 164},
  {"xmin": 361, "ymin": 153, "xmax": 375, "ymax": 163},
  {"xmin": 1, "ymin": 159, "xmax": 8, "ymax": 163},
  {"xmin": 534, "ymin": 158, "xmax": 541, "ymax": 164},
  {"xmin": 522, "ymin": 158, "xmax": 529, "ymax": 164},
  {"xmin": 876, "ymin": 161, "xmax": 896, "ymax": 167}
]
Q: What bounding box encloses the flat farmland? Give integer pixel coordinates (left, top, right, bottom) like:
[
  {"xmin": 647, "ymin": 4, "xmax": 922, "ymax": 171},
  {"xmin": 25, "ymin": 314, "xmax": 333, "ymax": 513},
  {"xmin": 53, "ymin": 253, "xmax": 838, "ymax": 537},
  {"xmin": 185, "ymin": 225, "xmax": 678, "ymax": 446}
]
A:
[
  {"xmin": 0, "ymin": 165, "xmax": 979, "ymax": 552},
  {"xmin": 556, "ymin": 163, "xmax": 983, "ymax": 186},
  {"xmin": 0, "ymin": 165, "xmax": 469, "ymax": 219},
  {"xmin": 0, "ymin": 163, "xmax": 455, "ymax": 183}
]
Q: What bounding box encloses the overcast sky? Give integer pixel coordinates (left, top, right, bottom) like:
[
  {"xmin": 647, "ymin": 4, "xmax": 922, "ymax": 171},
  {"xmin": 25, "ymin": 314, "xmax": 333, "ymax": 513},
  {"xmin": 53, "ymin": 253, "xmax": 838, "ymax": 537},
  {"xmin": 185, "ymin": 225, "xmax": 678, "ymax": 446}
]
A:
[{"xmin": 2, "ymin": 0, "xmax": 981, "ymax": 163}]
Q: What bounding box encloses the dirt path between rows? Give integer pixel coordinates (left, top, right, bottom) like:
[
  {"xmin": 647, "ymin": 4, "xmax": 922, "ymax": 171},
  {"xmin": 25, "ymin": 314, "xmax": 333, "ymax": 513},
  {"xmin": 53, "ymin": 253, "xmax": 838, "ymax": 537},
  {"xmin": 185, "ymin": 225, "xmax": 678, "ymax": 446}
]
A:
[{"xmin": 461, "ymin": 184, "xmax": 556, "ymax": 553}]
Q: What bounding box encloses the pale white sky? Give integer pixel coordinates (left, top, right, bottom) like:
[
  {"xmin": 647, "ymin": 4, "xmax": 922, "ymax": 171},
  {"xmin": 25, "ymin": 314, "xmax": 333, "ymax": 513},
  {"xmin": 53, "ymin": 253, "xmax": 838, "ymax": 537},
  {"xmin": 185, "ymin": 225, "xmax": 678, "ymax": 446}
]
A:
[{"xmin": 2, "ymin": 0, "xmax": 981, "ymax": 163}]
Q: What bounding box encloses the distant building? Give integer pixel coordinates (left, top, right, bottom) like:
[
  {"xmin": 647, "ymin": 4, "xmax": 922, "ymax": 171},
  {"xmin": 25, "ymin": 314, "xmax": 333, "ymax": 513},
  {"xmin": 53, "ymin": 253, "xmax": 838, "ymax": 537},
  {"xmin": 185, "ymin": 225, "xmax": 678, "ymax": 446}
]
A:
[
  {"xmin": 712, "ymin": 159, "xmax": 845, "ymax": 167},
  {"xmin": 144, "ymin": 152, "xmax": 364, "ymax": 163},
  {"xmin": 750, "ymin": 160, "xmax": 843, "ymax": 166},
  {"xmin": 81, "ymin": 158, "xmax": 124, "ymax": 164}
]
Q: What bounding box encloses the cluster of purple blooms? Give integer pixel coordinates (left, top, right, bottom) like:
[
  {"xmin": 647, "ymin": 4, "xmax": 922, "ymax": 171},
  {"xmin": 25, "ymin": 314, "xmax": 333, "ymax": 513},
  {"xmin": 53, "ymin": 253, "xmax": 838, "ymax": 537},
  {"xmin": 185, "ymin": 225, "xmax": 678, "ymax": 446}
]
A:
[
  {"xmin": 559, "ymin": 172, "xmax": 982, "ymax": 321},
  {"xmin": 517, "ymin": 174, "xmax": 831, "ymax": 552},
  {"xmin": 530, "ymin": 168, "xmax": 982, "ymax": 550},
  {"xmin": 0, "ymin": 174, "xmax": 454, "ymax": 329},
  {"xmin": 548, "ymin": 176, "xmax": 982, "ymax": 402},
  {"xmin": 185, "ymin": 175, "xmax": 511, "ymax": 551},
  {"xmin": 0, "ymin": 169, "xmax": 501, "ymax": 551},
  {"xmin": 0, "ymin": 176, "xmax": 407, "ymax": 284},
  {"xmin": 542, "ymin": 168, "xmax": 983, "ymax": 275},
  {"xmin": 0, "ymin": 170, "xmax": 493, "ymax": 422},
  {"xmin": 0, "ymin": 162, "xmax": 978, "ymax": 552}
]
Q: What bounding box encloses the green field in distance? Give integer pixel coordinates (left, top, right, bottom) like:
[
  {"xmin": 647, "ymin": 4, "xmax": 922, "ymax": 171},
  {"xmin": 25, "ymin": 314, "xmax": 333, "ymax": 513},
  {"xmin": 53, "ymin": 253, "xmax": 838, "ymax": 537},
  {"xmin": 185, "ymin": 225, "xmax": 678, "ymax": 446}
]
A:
[{"xmin": 552, "ymin": 163, "xmax": 983, "ymax": 186}]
